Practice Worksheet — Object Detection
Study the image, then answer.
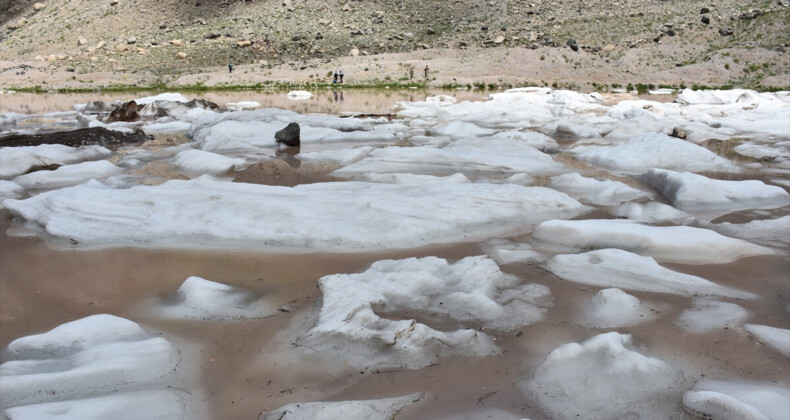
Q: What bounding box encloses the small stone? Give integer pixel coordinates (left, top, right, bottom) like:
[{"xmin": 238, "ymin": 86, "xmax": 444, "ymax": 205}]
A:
[
  {"xmin": 236, "ymin": 40, "xmax": 252, "ymax": 47},
  {"xmin": 177, "ymin": 52, "xmax": 188, "ymax": 59},
  {"xmin": 171, "ymin": 39, "xmax": 183, "ymax": 46},
  {"xmin": 671, "ymin": 127, "xmax": 687, "ymax": 139},
  {"xmin": 33, "ymin": 2, "xmax": 45, "ymax": 11},
  {"xmin": 719, "ymin": 26, "xmax": 733, "ymax": 36},
  {"xmin": 78, "ymin": 37, "xmax": 88, "ymax": 46}
]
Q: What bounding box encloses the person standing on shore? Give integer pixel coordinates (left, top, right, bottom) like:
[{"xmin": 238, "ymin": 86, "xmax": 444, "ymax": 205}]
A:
[
  {"xmin": 423, "ymin": 65, "xmax": 429, "ymax": 79},
  {"xmin": 229, "ymin": 62, "xmax": 233, "ymax": 73},
  {"xmin": 409, "ymin": 67, "xmax": 414, "ymax": 80},
  {"xmin": 333, "ymin": 71, "xmax": 338, "ymax": 83},
  {"xmin": 338, "ymin": 70, "xmax": 344, "ymax": 83}
]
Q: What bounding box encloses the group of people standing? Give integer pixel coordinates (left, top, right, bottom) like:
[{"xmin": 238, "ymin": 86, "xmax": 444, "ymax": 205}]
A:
[{"xmin": 332, "ymin": 70, "xmax": 344, "ymax": 84}]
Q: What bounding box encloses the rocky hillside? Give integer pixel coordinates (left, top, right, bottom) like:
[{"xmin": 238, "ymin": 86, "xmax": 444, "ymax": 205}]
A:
[{"xmin": 1, "ymin": 0, "xmax": 789, "ymax": 88}]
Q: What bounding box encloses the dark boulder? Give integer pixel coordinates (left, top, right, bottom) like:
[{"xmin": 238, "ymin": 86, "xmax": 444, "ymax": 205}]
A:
[
  {"xmin": 106, "ymin": 100, "xmax": 143, "ymax": 122},
  {"xmin": 275, "ymin": 122, "xmax": 301, "ymax": 147},
  {"xmin": 567, "ymin": 39, "xmax": 579, "ymax": 51}
]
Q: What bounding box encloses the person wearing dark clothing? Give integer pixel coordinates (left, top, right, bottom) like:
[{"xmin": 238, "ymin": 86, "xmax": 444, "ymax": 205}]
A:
[
  {"xmin": 409, "ymin": 67, "xmax": 414, "ymax": 80},
  {"xmin": 424, "ymin": 65, "xmax": 429, "ymax": 78},
  {"xmin": 338, "ymin": 70, "xmax": 344, "ymax": 83},
  {"xmin": 229, "ymin": 62, "xmax": 233, "ymax": 73},
  {"xmin": 333, "ymin": 71, "xmax": 338, "ymax": 83}
]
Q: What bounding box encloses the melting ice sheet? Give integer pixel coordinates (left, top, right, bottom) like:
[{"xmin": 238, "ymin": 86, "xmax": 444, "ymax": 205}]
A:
[{"xmin": 2, "ymin": 176, "xmax": 589, "ymax": 250}]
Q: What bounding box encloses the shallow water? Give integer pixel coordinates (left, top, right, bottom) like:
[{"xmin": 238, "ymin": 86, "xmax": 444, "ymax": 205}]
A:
[
  {"xmin": 0, "ymin": 88, "xmax": 490, "ymax": 115},
  {"xmin": 0, "ymin": 90, "xmax": 788, "ymax": 419}
]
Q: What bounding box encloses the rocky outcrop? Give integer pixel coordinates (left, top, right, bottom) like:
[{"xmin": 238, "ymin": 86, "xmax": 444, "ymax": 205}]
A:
[{"xmin": 0, "ymin": 127, "xmax": 149, "ymax": 149}]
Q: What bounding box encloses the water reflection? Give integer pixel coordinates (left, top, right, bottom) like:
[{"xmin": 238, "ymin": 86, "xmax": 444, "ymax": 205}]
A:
[
  {"xmin": 275, "ymin": 146, "xmax": 301, "ymax": 168},
  {"xmin": 0, "ymin": 88, "xmax": 491, "ymax": 115}
]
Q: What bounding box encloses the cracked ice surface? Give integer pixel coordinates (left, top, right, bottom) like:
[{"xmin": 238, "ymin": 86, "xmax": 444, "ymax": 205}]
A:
[{"xmin": 297, "ymin": 256, "xmax": 552, "ymax": 369}]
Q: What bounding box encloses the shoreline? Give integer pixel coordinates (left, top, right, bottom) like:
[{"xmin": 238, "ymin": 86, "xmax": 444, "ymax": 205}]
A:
[{"xmin": 2, "ymin": 47, "xmax": 789, "ymax": 93}]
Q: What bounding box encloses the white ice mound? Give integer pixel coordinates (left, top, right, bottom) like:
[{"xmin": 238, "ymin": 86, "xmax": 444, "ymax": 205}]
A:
[
  {"xmin": 544, "ymin": 249, "xmax": 755, "ymax": 299},
  {"xmin": 611, "ymin": 201, "xmax": 693, "ymax": 224},
  {"xmin": 151, "ymin": 276, "xmax": 276, "ymax": 320},
  {"xmin": 548, "ymin": 173, "xmax": 651, "ymax": 206},
  {"xmin": 4, "ymin": 390, "xmax": 186, "ymax": 420},
  {"xmin": 481, "ymin": 238, "xmax": 546, "ymax": 265},
  {"xmin": 637, "ymin": 169, "xmax": 790, "ymax": 213},
  {"xmin": 682, "ymin": 379, "xmax": 790, "ymax": 420},
  {"xmin": 571, "ymin": 132, "xmax": 739, "ymax": 175},
  {"xmin": 0, "ymin": 144, "xmax": 112, "ymax": 179},
  {"xmin": 357, "ymin": 172, "xmax": 471, "ymax": 184},
  {"xmin": 675, "ymin": 298, "xmax": 751, "ymax": 334},
  {"xmin": 2, "ymin": 176, "xmax": 588, "ymax": 250},
  {"xmin": 0, "ymin": 314, "xmax": 182, "ymax": 412},
  {"xmin": 578, "ymin": 288, "xmax": 655, "ymax": 328},
  {"xmin": 519, "ymin": 332, "xmax": 686, "ymax": 419},
  {"xmin": 134, "ymin": 92, "xmax": 190, "ymax": 105},
  {"xmin": 12, "ymin": 160, "xmax": 124, "ymax": 190},
  {"xmin": 744, "ymin": 324, "xmax": 790, "ymax": 358},
  {"xmin": 297, "ymin": 256, "xmax": 552, "ymax": 369},
  {"xmin": 260, "ymin": 392, "xmax": 425, "ymax": 420},
  {"xmin": 332, "ymin": 137, "xmax": 566, "ymax": 178},
  {"xmin": 171, "ymin": 149, "xmax": 248, "ymax": 177},
  {"xmin": 703, "ymin": 216, "xmax": 790, "ymax": 249},
  {"xmin": 532, "ymin": 219, "xmax": 772, "ymax": 264}
]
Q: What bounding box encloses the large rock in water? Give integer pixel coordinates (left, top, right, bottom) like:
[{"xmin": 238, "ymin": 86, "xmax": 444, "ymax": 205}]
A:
[
  {"xmin": 0, "ymin": 127, "xmax": 149, "ymax": 149},
  {"xmin": 275, "ymin": 122, "xmax": 300, "ymax": 147}
]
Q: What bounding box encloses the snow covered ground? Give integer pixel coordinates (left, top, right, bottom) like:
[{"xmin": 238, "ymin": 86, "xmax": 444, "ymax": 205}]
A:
[{"xmin": 1, "ymin": 88, "xmax": 788, "ymax": 419}]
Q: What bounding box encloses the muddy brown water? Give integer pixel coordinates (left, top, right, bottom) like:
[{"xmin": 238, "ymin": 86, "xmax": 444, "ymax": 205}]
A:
[{"xmin": 1, "ymin": 90, "xmax": 789, "ymax": 419}]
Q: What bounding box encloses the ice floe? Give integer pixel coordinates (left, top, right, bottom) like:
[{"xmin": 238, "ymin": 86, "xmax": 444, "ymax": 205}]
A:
[
  {"xmin": 12, "ymin": 160, "xmax": 124, "ymax": 190},
  {"xmin": 610, "ymin": 201, "xmax": 693, "ymax": 224},
  {"xmin": 189, "ymin": 109, "xmax": 394, "ymax": 154},
  {"xmin": 548, "ymin": 172, "xmax": 651, "ymax": 206},
  {"xmin": 682, "ymin": 379, "xmax": 790, "ymax": 420},
  {"xmin": 702, "ymin": 216, "xmax": 790, "ymax": 249},
  {"xmin": 0, "ymin": 144, "xmax": 112, "ymax": 179},
  {"xmin": 544, "ymin": 248, "xmax": 755, "ymax": 298},
  {"xmin": 3, "ymin": 176, "xmax": 588, "ymax": 250},
  {"xmin": 571, "ymin": 133, "xmax": 740, "ymax": 175},
  {"xmin": 332, "ymin": 137, "xmax": 567, "ymax": 178},
  {"xmin": 148, "ymin": 276, "xmax": 276, "ymax": 320},
  {"xmin": 171, "ymin": 149, "xmax": 249, "ymax": 177},
  {"xmin": 519, "ymin": 332, "xmax": 687, "ymax": 419},
  {"xmin": 744, "ymin": 324, "xmax": 790, "ymax": 358},
  {"xmin": 0, "ymin": 180, "xmax": 24, "ymax": 202},
  {"xmin": 577, "ymin": 288, "xmax": 656, "ymax": 328},
  {"xmin": 637, "ymin": 169, "xmax": 790, "ymax": 214},
  {"xmin": 260, "ymin": 393, "xmax": 424, "ymax": 420},
  {"xmin": 481, "ymin": 238, "xmax": 547, "ymax": 265},
  {"xmin": 0, "ymin": 314, "xmax": 185, "ymax": 415},
  {"xmin": 531, "ymin": 219, "xmax": 773, "ymax": 264},
  {"xmin": 297, "ymin": 256, "xmax": 552, "ymax": 369},
  {"xmin": 675, "ymin": 298, "xmax": 751, "ymax": 333}
]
